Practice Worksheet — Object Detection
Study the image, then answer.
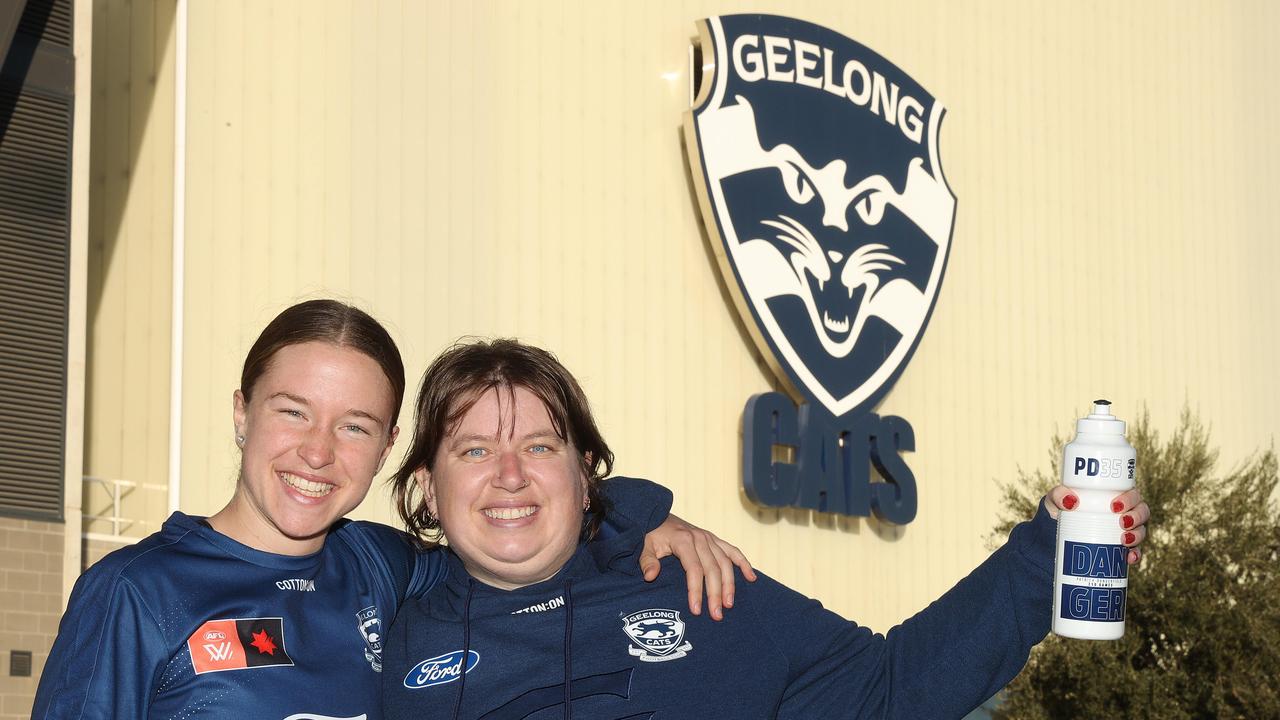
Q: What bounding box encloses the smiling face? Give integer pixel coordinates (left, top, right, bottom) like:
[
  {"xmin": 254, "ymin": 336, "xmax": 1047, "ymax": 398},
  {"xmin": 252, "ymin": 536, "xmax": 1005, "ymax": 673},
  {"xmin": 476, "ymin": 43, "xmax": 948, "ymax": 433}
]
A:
[
  {"xmin": 420, "ymin": 385, "xmax": 588, "ymax": 590},
  {"xmin": 213, "ymin": 341, "xmax": 398, "ymax": 555}
]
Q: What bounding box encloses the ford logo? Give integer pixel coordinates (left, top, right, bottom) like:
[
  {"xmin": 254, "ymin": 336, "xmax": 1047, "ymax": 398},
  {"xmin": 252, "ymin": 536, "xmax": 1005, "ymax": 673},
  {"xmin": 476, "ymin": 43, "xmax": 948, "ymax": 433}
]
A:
[{"xmin": 403, "ymin": 650, "xmax": 480, "ymax": 689}]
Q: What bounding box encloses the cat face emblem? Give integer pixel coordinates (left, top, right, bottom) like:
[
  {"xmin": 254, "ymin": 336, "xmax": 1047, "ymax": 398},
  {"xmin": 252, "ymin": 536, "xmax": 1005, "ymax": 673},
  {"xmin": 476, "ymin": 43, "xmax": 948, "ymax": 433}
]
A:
[
  {"xmin": 622, "ymin": 609, "xmax": 692, "ymax": 662},
  {"xmin": 684, "ymin": 14, "xmax": 955, "ymax": 418}
]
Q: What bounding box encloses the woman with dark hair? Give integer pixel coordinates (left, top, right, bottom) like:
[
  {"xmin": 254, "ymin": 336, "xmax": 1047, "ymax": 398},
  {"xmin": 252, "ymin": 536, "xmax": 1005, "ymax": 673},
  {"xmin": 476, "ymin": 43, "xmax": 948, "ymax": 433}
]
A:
[
  {"xmin": 380, "ymin": 338, "xmax": 1151, "ymax": 719},
  {"xmin": 33, "ymin": 300, "xmax": 751, "ymax": 720}
]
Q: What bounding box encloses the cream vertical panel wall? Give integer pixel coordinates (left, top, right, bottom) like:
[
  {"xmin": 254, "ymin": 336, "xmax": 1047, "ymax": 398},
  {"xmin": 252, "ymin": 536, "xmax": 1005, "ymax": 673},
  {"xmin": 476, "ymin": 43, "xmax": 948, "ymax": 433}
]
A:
[
  {"xmin": 172, "ymin": 0, "xmax": 1280, "ymax": 631},
  {"xmin": 82, "ymin": 0, "xmax": 176, "ymax": 541}
]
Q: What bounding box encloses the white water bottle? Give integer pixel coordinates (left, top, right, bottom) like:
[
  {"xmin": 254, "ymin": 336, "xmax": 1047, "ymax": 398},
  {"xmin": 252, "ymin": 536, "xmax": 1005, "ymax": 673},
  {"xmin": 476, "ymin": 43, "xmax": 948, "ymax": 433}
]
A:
[{"xmin": 1052, "ymin": 400, "xmax": 1136, "ymax": 640}]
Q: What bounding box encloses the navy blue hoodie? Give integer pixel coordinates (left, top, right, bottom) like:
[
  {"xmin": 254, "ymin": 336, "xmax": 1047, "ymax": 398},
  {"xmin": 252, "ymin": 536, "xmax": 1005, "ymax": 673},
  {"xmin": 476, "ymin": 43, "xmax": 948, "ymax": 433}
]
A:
[{"xmin": 382, "ymin": 503, "xmax": 1057, "ymax": 719}]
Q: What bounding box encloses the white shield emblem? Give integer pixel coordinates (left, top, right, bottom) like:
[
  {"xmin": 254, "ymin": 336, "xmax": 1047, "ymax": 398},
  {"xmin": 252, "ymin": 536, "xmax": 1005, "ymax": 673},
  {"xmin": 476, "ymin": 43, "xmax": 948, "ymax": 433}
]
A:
[
  {"xmin": 622, "ymin": 609, "xmax": 692, "ymax": 662},
  {"xmin": 356, "ymin": 606, "xmax": 383, "ymax": 672}
]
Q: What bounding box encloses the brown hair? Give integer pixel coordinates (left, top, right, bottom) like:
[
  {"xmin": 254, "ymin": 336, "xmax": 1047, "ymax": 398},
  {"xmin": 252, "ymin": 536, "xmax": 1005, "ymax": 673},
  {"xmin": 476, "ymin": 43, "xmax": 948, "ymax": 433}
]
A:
[
  {"xmin": 241, "ymin": 299, "xmax": 406, "ymax": 431},
  {"xmin": 391, "ymin": 338, "xmax": 614, "ymax": 547}
]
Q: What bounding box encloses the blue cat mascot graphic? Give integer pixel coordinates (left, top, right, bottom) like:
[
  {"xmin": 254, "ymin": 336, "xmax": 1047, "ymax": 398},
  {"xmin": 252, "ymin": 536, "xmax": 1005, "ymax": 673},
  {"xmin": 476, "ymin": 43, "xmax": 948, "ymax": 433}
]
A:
[{"xmin": 684, "ymin": 15, "xmax": 955, "ymax": 522}]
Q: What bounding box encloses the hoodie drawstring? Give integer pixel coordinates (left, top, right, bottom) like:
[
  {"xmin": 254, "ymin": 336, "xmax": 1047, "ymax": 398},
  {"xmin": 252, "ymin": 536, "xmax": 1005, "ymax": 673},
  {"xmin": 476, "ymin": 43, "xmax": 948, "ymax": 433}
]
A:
[
  {"xmin": 452, "ymin": 578, "xmax": 475, "ymax": 720},
  {"xmin": 563, "ymin": 581, "xmax": 574, "ymax": 719}
]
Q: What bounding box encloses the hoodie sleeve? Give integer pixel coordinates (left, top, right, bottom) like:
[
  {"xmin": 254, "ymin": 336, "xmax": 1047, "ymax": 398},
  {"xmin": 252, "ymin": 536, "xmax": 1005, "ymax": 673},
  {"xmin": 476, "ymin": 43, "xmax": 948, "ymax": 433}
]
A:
[
  {"xmin": 754, "ymin": 501, "xmax": 1056, "ymax": 719},
  {"xmin": 32, "ymin": 570, "xmax": 169, "ymax": 719},
  {"xmin": 596, "ymin": 475, "xmax": 674, "ymax": 537}
]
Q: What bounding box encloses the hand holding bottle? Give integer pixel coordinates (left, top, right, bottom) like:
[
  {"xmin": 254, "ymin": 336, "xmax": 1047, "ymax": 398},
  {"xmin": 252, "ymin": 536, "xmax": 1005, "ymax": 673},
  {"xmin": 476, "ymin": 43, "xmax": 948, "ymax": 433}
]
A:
[
  {"xmin": 1045, "ymin": 484, "xmax": 1149, "ymax": 566},
  {"xmin": 1050, "ymin": 401, "xmax": 1149, "ymax": 639}
]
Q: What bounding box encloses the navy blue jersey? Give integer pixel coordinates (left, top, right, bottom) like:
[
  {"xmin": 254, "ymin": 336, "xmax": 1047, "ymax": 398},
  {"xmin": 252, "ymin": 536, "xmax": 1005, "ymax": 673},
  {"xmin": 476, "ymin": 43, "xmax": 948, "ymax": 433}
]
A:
[
  {"xmin": 33, "ymin": 513, "xmax": 437, "ymax": 719},
  {"xmin": 33, "ymin": 477, "xmax": 671, "ymax": 719},
  {"xmin": 382, "ymin": 504, "xmax": 1057, "ymax": 720}
]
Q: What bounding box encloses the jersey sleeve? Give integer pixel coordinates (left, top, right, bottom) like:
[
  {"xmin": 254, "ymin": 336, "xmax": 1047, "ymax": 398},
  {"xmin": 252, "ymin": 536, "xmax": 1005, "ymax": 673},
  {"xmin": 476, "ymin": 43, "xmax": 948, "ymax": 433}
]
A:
[
  {"xmin": 598, "ymin": 475, "xmax": 674, "ymax": 537},
  {"xmin": 32, "ymin": 570, "xmax": 170, "ymax": 719},
  {"xmin": 350, "ymin": 521, "xmax": 447, "ymax": 601},
  {"xmin": 759, "ymin": 502, "xmax": 1056, "ymax": 719},
  {"xmin": 408, "ymin": 545, "xmax": 447, "ymax": 598}
]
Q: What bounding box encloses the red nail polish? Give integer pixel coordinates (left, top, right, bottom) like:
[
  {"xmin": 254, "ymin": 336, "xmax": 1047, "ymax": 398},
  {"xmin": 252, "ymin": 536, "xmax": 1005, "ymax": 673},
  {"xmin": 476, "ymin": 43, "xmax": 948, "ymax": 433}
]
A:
[
  {"xmin": 1112, "ymin": 500, "xmax": 1124, "ymax": 513},
  {"xmin": 1063, "ymin": 495, "xmax": 1078, "ymax": 510},
  {"xmin": 1124, "ymin": 532, "xmax": 1135, "ymax": 545},
  {"xmin": 1122, "ymin": 515, "xmax": 1134, "ymax": 529}
]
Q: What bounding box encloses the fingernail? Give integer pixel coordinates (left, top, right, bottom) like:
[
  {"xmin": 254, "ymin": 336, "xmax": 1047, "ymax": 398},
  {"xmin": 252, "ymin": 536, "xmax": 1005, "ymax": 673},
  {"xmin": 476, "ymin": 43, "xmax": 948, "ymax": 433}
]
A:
[
  {"xmin": 1112, "ymin": 500, "xmax": 1124, "ymax": 513},
  {"xmin": 1122, "ymin": 515, "xmax": 1134, "ymax": 529},
  {"xmin": 1124, "ymin": 532, "xmax": 1135, "ymax": 545},
  {"xmin": 1062, "ymin": 495, "xmax": 1078, "ymax": 510},
  {"xmin": 725, "ymin": 593, "xmax": 734, "ymax": 607}
]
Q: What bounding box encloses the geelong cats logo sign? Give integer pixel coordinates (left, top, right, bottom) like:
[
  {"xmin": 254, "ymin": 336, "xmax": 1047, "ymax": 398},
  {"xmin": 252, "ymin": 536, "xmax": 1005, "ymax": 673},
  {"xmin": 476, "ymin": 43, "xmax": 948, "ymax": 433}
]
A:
[{"xmin": 683, "ymin": 15, "xmax": 955, "ymax": 523}]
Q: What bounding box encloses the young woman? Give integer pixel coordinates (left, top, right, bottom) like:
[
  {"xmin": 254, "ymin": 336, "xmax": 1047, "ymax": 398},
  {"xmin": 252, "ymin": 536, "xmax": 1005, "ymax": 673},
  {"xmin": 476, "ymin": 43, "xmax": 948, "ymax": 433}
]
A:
[
  {"xmin": 381, "ymin": 338, "xmax": 1150, "ymax": 719},
  {"xmin": 33, "ymin": 300, "xmax": 750, "ymax": 720}
]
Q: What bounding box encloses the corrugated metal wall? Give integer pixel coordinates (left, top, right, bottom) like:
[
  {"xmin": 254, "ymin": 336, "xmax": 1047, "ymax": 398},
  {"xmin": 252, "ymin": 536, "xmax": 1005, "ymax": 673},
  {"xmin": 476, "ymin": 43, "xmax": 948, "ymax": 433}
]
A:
[
  {"xmin": 0, "ymin": 0, "xmax": 76, "ymax": 522},
  {"xmin": 87, "ymin": 0, "xmax": 1278, "ymax": 631}
]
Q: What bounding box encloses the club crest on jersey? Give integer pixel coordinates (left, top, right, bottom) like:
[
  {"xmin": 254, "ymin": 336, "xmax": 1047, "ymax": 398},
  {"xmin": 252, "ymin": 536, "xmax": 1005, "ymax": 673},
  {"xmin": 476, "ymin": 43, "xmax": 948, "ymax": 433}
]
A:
[
  {"xmin": 684, "ymin": 14, "xmax": 955, "ymax": 418},
  {"xmin": 622, "ymin": 609, "xmax": 692, "ymax": 662},
  {"xmin": 356, "ymin": 606, "xmax": 383, "ymax": 672}
]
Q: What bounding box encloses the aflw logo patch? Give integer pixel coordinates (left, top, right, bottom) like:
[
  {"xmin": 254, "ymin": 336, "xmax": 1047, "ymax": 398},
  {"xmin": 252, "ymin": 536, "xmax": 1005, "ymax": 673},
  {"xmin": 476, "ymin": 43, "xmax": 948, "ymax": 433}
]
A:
[
  {"xmin": 186, "ymin": 617, "xmax": 294, "ymax": 674},
  {"xmin": 684, "ymin": 14, "xmax": 954, "ymax": 419}
]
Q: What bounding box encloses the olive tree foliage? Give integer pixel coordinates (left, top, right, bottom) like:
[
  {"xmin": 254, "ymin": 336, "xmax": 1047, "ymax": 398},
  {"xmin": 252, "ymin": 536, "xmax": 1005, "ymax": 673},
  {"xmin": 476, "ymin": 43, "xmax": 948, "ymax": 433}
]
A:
[{"xmin": 990, "ymin": 409, "xmax": 1279, "ymax": 720}]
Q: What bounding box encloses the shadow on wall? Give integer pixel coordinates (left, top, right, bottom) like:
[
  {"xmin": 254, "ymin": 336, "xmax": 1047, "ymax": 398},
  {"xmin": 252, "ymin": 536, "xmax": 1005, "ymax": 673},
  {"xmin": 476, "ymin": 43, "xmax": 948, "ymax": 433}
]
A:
[
  {"xmin": 81, "ymin": 0, "xmax": 177, "ymax": 539},
  {"xmin": 0, "ymin": 0, "xmax": 60, "ymax": 134},
  {"xmin": 87, "ymin": 0, "xmax": 176, "ymax": 327}
]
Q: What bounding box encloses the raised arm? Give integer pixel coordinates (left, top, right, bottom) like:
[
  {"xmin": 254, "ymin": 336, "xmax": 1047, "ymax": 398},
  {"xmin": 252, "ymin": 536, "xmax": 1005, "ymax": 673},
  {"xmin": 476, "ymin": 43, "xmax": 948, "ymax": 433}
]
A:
[{"xmin": 766, "ymin": 485, "xmax": 1148, "ymax": 718}]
